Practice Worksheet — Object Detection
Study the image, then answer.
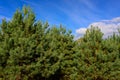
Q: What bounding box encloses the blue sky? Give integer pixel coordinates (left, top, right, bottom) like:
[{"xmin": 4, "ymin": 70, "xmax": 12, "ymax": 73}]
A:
[{"xmin": 0, "ymin": 0, "xmax": 120, "ymax": 38}]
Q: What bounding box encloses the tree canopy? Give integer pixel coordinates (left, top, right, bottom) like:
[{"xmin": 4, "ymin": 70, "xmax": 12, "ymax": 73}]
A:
[{"xmin": 0, "ymin": 7, "xmax": 120, "ymax": 80}]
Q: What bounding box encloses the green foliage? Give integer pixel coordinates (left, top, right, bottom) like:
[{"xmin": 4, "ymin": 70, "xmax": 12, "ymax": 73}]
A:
[
  {"xmin": 0, "ymin": 7, "xmax": 76, "ymax": 80},
  {"xmin": 0, "ymin": 7, "xmax": 120, "ymax": 80},
  {"xmin": 76, "ymin": 26, "xmax": 120, "ymax": 80}
]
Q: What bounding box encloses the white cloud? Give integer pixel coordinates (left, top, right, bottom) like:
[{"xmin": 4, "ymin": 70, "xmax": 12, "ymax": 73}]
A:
[
  {"xmin": 75, "ymin": 17, "xmax": 120, "ymax": 39},
  {"xmin": 76, "ymin": 28, "xmax": 87, "ymax": 34}
]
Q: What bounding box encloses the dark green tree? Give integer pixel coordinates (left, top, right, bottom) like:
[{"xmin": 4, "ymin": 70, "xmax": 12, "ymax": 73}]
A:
[
  {"xmin": 0, "ymin": 7, "xmax": 76, "ymax": 80},
  {"xmin": 0, "ymin": 6, "xmax": 120, "ymax": 80},
  {"xmin": 76, "ymin": 26, "xmax": 120, "ymax": 80}
]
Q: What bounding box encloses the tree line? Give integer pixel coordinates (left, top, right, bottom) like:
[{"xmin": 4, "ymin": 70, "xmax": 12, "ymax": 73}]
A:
[{"xmin": 0, "ymin": 7, "xmax": 120, "ymax": 80}]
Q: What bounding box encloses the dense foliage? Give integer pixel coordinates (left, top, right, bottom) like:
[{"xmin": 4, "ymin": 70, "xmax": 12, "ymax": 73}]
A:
[{"xmin": 0, "ymin": 7, "xmax": 120, "ymax": 80}]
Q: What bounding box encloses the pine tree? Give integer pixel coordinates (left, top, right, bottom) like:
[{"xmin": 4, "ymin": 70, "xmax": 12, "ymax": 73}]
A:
[
  {"xmin": 0, "ymin": 6, "xmax": 120, "ymax": 80},
  {"xmin": 76, "ymin": 26, "xmax": 120, "ymax": 80},
  {"xmin": 0, "ymin": 7, "xmax": 76, "ymax": 80}
]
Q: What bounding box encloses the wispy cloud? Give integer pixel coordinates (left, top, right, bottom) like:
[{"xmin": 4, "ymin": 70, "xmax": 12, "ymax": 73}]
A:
[
  {"xmin": 20, "ymin": 0, "xmax": 101, "ymax": 29},
  {"xmin": 52, "ymin": 0, "xmax": 101, "ymax": 28},
  {"xmin": 75, "ymin": 17, "xmax": 120, "ymax": 39},
  {"xmin": 0, "ymin": 15, "xmax": 10, "ymax": 21},
  {"xmin": 0, "ymin": 6, "xmax": 3, "ymax": 9},
  {"xmin": 21, "ymin": 0, "xmax": 38, "ymax": 7},
  {"xmin": 80, "ymin": 0, "xmax": 95, "ymax": 10},
  {"xmin": 0, "ymin": 6, "xmax": 5, "ymax": 12}
]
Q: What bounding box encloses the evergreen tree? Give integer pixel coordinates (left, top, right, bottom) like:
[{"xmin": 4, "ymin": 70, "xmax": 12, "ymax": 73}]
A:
[
  {"xmin": 0, "ymin": 7, "xmax": 76, "ymax": 80},
  {"xmin": 0, "ymin": 6, "xmax": 120, "ymax": 80},
  {"xmin": 76, "ymin": 26, "xmax": 120, "ymax": 79}
]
